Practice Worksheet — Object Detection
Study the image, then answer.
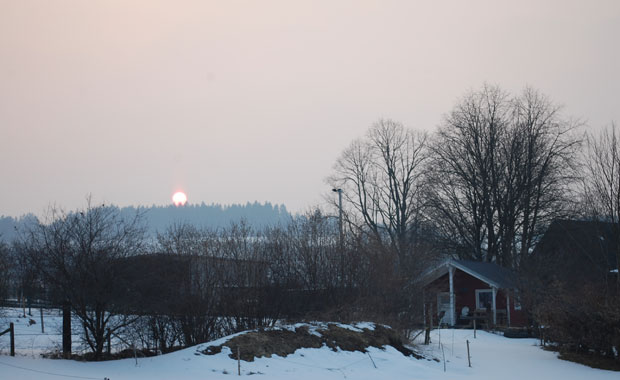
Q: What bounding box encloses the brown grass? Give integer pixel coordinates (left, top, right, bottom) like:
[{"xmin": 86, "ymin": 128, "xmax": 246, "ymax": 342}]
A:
[
  {"xmin": 558, "ymin": 351, "xmax": 620, "ymax": 371},
  {"xmin": 201, "ymin": 323, "xmax": 422, "ymax": 362}
]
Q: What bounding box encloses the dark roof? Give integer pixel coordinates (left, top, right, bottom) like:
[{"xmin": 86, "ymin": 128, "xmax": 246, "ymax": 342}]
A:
[
  {"xmin": 453, "ymin": 260, "xmax": 517, "ymax": 288},
  {"xmin": 532, "ymin": 219, "xmax": 618, "ymax": 273},
  {"xmin": 420, "ymin": 259, "xmax": 517, "ymax": 289}
]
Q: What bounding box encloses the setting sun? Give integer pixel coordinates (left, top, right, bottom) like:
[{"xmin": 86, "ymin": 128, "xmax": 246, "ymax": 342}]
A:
[{"xmin": 172, "ymin": 191, "xmax": 187, "ymax": 206}]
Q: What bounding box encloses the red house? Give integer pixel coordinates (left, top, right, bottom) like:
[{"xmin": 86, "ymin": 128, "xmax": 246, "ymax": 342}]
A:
[{"xmin": 420, "ymin": 259, "xmax": 527, "ymax": 328}]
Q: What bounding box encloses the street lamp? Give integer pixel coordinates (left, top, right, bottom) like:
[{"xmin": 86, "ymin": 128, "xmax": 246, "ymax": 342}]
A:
[{"xmin": 332, "ymin": 188, "xmax": 343, "ymax": 248}]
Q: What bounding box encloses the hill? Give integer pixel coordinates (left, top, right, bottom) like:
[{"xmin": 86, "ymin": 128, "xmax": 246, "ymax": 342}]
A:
[{"xmin": 0, "ymin": 202, "xmax": 291, "ymax": 242}]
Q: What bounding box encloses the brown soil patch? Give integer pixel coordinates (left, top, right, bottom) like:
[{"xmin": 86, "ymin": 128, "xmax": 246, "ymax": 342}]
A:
[{"xmin": 201, "ymin": 323, "xmax": 422, "ymax": 362}]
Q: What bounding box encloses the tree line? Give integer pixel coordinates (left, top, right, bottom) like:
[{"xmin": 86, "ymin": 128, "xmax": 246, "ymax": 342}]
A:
[{"xmin": 0, "ymin": 201, "xmax": 290, "ymax": 243}]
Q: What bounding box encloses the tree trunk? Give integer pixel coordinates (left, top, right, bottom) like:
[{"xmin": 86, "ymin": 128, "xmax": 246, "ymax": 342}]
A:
[{"xmin": 62, "ymin": 300, "xmax": 71, "ymax": 359}]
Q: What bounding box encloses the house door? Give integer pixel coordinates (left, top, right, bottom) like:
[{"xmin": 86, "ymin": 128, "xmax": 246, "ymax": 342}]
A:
[{"xmin": 437, "ymin": 292, "xmax": 451, "ymax": 325}]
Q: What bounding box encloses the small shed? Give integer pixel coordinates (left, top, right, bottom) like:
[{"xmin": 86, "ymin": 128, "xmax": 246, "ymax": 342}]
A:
[{"xmin": 420, "ymin": 259, "xmax": 526, "ymax": 328}]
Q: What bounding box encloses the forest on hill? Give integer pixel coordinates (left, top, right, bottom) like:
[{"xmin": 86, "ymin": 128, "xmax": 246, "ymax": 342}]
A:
[{"xmin": 0, "ymin": 201, "xmax": 291, "ymax": 242}]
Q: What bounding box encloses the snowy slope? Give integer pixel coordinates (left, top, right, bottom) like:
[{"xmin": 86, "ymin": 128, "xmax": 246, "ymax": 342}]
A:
[{"xmin": 0, "ymin": 324, "xmax": 618, "ymax": 380}]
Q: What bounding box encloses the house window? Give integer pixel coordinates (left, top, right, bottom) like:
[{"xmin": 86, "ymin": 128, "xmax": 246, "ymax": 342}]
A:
[
  {"xmin": 475, "ymin": 289, "xmax": 493, "ymax": 310},
  {"xmin": 514, "ymin": 290, "xmax": 522, "ymax": 310}
]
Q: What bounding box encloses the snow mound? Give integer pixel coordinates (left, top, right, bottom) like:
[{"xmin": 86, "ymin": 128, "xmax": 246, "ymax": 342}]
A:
[{"xmin": 200, "ymin": 322, "xmax": 420, "ymax": 361}]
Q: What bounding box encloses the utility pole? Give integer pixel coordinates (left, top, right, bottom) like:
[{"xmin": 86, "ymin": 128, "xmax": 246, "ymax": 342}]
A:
[
  {"xmin": 332, "ymin": 188, "xmax": 344, "ymax": 285},
  {"xmin": 332, "ymin": 188, "xmax": 343, "ymax": 248}
]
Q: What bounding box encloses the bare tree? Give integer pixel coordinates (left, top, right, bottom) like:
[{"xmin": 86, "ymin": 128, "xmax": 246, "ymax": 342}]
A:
[
  {"xmin": 510, "ymin": 89, "xmax": 581, "ymax": 266},
  {"xmin": 328, "ymin": 119, "xmax": 430, "ymax": 269},
  {"xmin": 155, "ymin": 223, "xmax": 224, "ymax": 346},
  {"xmin": 428, "ymin": 85, "xmax": 579, "ymax": 268},
  {"xmin": 157, "ymin": 222, "xmax": 206, "ymax": 256},
  {"xmin": 21, "ymin": 200, "xmax": 146, "ymax": 359},
  {"xmin": 0, "ymin": 240, "xmax": 11, "ymax": 302},
  {"xmin": 428, "ymin": 85, "xmax": 509, "ymax": 262},
  {"xmin": 583, "ymin": 122, "xmax": 620, "ymax": 290}
]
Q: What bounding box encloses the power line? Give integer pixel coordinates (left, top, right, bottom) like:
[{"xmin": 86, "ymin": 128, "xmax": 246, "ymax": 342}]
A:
[{"xmin": 0, "ymin": 360, "xmax": 106, "ymax": 380}]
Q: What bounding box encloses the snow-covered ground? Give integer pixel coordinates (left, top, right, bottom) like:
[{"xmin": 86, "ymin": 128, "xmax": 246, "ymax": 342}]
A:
[
  {"xmin": 0, "ymin": 307, "xmax": 88, "ymax": 357},
  {"xmin": 0, "ymin": 309, "xmax": 618, "ymax": 380}
]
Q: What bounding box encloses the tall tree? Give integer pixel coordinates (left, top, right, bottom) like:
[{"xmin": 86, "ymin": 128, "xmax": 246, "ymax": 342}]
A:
[
  {"xmin": 328, "ymin": 119, "xmax": 430, "ymax": 268},
  {"xmin": 510, "ymin": 89, "xmax": 580, "ymax": 265},
  {"xmin": 0, "ymin": 240, "xmax": 11, "ymax": 302},
  {"xmin": 583, "ymin": 122, "xmax": 620, "ymax": 290},
  {"xmin": 428, "ymin": 85, "xmax": 579, "ymax": 268},
  {"xmin": 429, "ymin": 85, "xmax": 508, "ymax": 262}
]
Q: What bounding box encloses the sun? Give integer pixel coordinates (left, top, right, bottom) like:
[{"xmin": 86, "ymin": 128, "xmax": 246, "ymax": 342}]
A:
[{"xmin": 172, "ymin": 191, "xmax": 187, "ymax": 206}]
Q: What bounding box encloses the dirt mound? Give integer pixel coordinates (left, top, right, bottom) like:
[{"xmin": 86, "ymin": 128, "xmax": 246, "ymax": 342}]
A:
[{"xmin": 201, "ymin": 323, "xmax": 422, "ymax": 362}]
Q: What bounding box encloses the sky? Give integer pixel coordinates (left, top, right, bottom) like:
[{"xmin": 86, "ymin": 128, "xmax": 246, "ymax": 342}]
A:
[{"xmin": 1, "ymin": 0, "xmax": 619, "ymax": 217}]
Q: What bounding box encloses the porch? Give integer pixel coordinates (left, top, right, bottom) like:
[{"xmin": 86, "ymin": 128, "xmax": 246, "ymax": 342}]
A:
[{"xmin": 420, "ymin": 259, "xmax": 525, "ymax": 328}]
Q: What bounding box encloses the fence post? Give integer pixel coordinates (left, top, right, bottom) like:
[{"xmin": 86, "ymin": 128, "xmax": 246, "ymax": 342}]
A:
[
  {"xmin": 430, "ymin": 302, "xmax": 433, "ymax": 333},
  {"xmin": 466, "ymin": 339, "xmax": 471, "ymax": 368},
  {"xmin": 237, "ymin": 346, "xmax": 241, "ymax": 376},
  {"xmin": 367, "ymin": 352, "xmax": 377, "ymax": 368},
  {"xmin": 10, "ymin": 322, "xmax": 15, "ymax": 357},
  {"xmin": 40, "ymin": 308, "xmax": 45, "ymax": 334},
  {"xmin": 62, "ymin": 300, "xmax": 71, "ymax": 359},
  {"xmin": 441, "ymin": 343, "xmax": 446, "ymax": 372},
  {"xmin": 107, "ymin": 329, "xmax": 111, "ymax": 355},
  {"xmin": 133, "ymin": 343, "xmax": 137, "ymax": 366},
  {"xmin": 473, "ymin": 319, "xmax": 476, "ymax": 339}
]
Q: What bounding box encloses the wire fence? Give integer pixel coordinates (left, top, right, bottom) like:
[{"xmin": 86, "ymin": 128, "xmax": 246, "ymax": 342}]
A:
[{"xmin": 0, "ymin": 299, "xmax": 59, "ymax": 310}]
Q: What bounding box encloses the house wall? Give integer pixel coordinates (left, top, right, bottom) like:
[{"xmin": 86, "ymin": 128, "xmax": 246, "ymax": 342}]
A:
[{"xmin": 425, "ymin": 269, "xmax": 527, "ymax": 327}]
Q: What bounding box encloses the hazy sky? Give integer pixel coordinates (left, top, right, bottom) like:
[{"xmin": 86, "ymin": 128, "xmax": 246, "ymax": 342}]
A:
[{"xmin": 1, "ymin": 0, "xmax": 619, "ymax": 217}]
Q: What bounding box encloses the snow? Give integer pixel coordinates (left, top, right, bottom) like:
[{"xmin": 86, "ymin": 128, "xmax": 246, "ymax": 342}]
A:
[
  {"xmin": 0, "ymin": 308, "xmax": 83, "ymax": 357},
  {"xmin": 333, "ymin": 323, "xmax": 363, "ymax": 332},
  {"xmin": 282, "ymin": 321, "xmax": 377, "ymax": 336},
  {"xmin": 1, "ymin": 310, "xmax": 618, "ymax": 380},
  {"xmin": 288, "ymin": 322, "xmax": 324, "ymax": 336},
  {"xmin": 353, "ymin": 322, "xmax": 376, "ymax": 331}
]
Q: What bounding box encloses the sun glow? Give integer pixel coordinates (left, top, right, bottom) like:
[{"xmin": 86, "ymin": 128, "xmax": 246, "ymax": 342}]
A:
[{"xmin": 172, "ymin": 191, "xmax": 187, "ymax": 206}]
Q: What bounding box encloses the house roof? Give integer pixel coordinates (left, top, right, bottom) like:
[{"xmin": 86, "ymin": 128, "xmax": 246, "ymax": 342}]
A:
[
  {"xmin": 420, "ymin": 258, "xmax": 517, "ymax": 289},
  {"xmin": 526, "ymin": 219, "xmax": 619, "ymax": 287},
  {"xmin": 531, "ymin": 219, "xmax": 618, "ymax": 271}
]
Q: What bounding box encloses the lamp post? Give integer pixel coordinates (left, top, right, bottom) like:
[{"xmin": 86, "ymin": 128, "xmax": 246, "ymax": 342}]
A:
[{"xmin": 332, "ymin": 188, "xmax": 343, "ymax": 248}]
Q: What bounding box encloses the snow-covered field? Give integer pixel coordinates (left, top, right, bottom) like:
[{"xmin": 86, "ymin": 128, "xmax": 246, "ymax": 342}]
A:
[
  {"xmin": 0, "ymin": 307, "xmax": 89, "ymax": 357},
  {"xmin": 0, "ymin": 308, "xmax": 618, "ymax": 380}
]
